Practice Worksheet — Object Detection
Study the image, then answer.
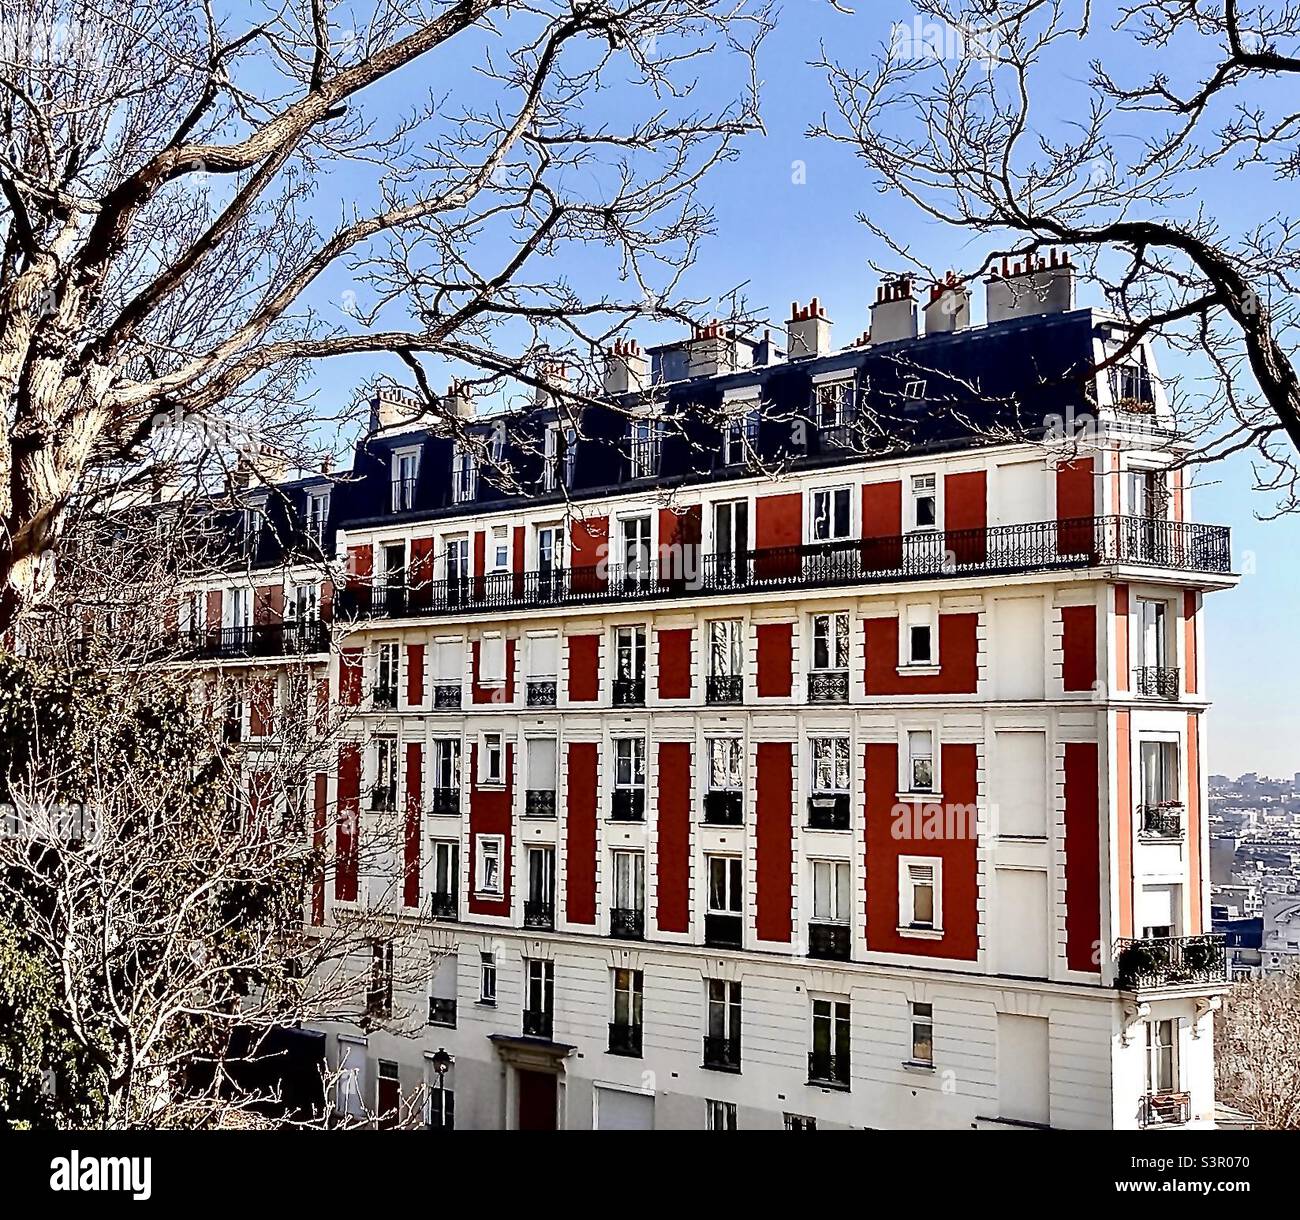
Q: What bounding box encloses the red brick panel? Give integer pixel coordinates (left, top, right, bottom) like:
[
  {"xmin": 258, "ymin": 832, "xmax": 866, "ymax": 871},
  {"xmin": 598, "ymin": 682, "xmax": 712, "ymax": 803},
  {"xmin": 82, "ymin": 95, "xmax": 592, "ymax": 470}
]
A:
[
  {"xmin": 570, "ymin": 515, "xmax": 609, "ymax": 593},
  {"xmin": 565, "ymin": 742, "xmax": 599, "ymax": 925},
  {"xmin": 657, "ymin": 628, "xmax": 693, "ymax": 699},
  {"xmin": 311, "ymin": 772, "xmax": 327, "ymax": 925},
  {"xmin": 863, "ymin": 614, "xmax": 978, "ymax": 695},
  {"xmin": 406, "ymin": 643, "xmax": 425, "ymax": 707},
  {"xmin": 755, "ymin": 622, "xmax": 794, "ymax": 697},
  {"xmin": 1061, "ymin": 605, "xmax": 1097, "ymax": 692},
  {"xmin": 656, "ymin": 742, "xmax": 692, "ymax": 933},
  {"xmin": 1064, "ymin": 742, "xmax": 1101, "ymax": 973},
  {"xmin": 338, "ymin": 647, "xmax": 363, "ymax": 707},
  {"xmin": 404, "ymin": 742, "xmax": 423, "ymax": 909},
  {"xmin": 861, "ymin": 480, "xmax": 903, "ymax": 569},
  {"xmin": 567, "ymin": 634, "xmax": 601, "ymax": 702},
  {"xmin": 755, "ymin": 742, "xmax": 794, "ymax": 943},
  {"xmin": 754, "ymin": 492, "xmax": 801, "ymax": 578},
  {"xmin": 1055, "ymin": 458, "xmax": 1095, "ymax": 555},
  {"xmin": 336, "ymin": 744, "xmax": 360, "ymax": 902},
  {"xmin": 468, "ymin": 743, "xmax": 513, "ymax": 916},
  {"xmin": 944, "ymin": 470, "xmax": 987, "ymax": 564}
]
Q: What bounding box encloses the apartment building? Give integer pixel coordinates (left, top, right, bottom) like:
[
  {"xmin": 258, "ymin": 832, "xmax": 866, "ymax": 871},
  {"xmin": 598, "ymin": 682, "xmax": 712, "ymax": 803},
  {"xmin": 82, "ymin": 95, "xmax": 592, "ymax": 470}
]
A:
[{"xmin": 182, "ymin": 256, "xmax": 1237, "ymax": 1130}]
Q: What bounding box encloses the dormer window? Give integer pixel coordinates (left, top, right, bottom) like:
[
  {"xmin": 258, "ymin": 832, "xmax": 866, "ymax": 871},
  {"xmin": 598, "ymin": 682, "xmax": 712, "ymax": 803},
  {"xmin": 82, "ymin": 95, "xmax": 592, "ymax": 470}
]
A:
[
  {"xmin": 1110, "ymin": 361, "xmax": 1152, "ymax": 410},
  {"xmin": 723, "ymin": 404, "xmax": 760, "ymax": 467},
  {"xmin": 451, "ymin": 445, "xmax": 478, "ymax": 504},
  {"xmin": 305, "ymin": 489, "xmax": 330, "ymax": 543},
  {"xmin": 627, "ymin": 418, "xmax": 661, "ymax": 480},
  {"xmin": 391, "ymin": 448, "xmax": 419, "ymax": 512},
  {"xmin": 241, "ymin": 505, "xmax": 264, "ymax": 556},
  {"xmin": 814, "ymin": 379, "xmax": 854, "ymax": 448},
  {"xmin": 543, "ymin": 422, "xmax": 576, "ymax": 492}
]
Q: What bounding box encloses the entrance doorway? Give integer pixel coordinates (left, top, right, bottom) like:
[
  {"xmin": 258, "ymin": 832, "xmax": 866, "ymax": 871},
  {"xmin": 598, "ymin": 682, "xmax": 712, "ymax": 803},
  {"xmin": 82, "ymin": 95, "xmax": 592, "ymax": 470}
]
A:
[{"xmin": 517, "ymin": 1069, "xmax": 558, "ymax": 1130}]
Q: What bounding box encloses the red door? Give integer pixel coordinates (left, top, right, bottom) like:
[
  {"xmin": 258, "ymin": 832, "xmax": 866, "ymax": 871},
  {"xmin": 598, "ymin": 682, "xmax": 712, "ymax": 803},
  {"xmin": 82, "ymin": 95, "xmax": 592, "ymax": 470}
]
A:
[
  {"xmin": 377, "ymin": 1063, "xmax": 400, "ymax": 1129},
  {"xmin": 517, "ymin": 1069, "xmax": 558, "ymax": 1130}
]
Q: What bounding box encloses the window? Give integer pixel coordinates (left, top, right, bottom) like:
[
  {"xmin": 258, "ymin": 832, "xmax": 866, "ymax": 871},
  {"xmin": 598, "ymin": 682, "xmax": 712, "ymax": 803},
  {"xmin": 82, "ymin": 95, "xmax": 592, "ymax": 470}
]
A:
[
  {"xmin": 479, "ymin": 633, "xmax": 506, "ymax": 686},
  {"xmin": 724, "ymin": 404, "xmax": 760, "ymax": 466},
  {"xmin": 432, "ymin": 739, "xmax": 461, "ymax": 791},
  {"xmin": 376, "ymin": 1060, "xmax": 400, "ymax": 1127},
  {"xmin": 811, "ymin": 998, "xmax": 851, "ymax": 1080},
  {"xmin": 613, "ymin": 968, "xmax": 643, "ymax": 1029},
  {"xmin": 536, "ymin": 525, "xmax": 564, "ymax": 574},
  {"xmin": 479, "ymin": 952, "xmax": 497, "ymax": 1004},
  {"xmin": 611, "ymin": 850, "xmax": 645, "ymax": 912},
  {"xmin": 1127, "ymin": 468, "xmax": 1169, "ymax": 519},
  {"xmin": 811, "ymin": 737, "xmax": 850, "ymax": 794},
  {"xmin": 290, "ymin": 582, "xmax": 320, "ymax": 622},
  {"xmin": 628, "ymin": 418, "xmax": 661, "ymax": 479},
  {"xmin": 1137, "ymin": 598, "xmax": 1169, "ymax": 669},
  {"xmin": 431, "ymin": 840, "xmax": 457, "ymax": 898},
  {"xmin": 435, "ymin": 638, "xmax": 464, "ymax": 690},
  {"xmin": 903, "ymin": 377, "xmax": 927, "ymax": 400},
  {"xmin": 901, "ymin": 858, "xmax": 942, "ymax": 931},
  {"xmin": 707, "ymin": 738, "xmax": 744, "ymax": 792},
  {"xmin": 815, "ymin": 380, "xmax": 854, "ymax": 442},
  {"xmin": 476, "ymin": 835, "xmax": 503, "ymax": 895},
  {"xmin": 451, "ymin": 445, "xmax": 478, "ymax": 504},
  {"xmin": 227, "ymin": 586, "xmax": 251, "ymax": 630},
  {"xmin": 706, "ymin": 1099, "xmax": 737, "ymax": 1131},
  {"xmin": 811, "ymin": 487, "xmax": 851, "ymax": 541},
  {"xmin": 615, "ymin": 625, "xmax": 647, "ymax": 681},
  {"xmin": 527, "ymin": 634, "xmax": 559, "ymax": 681},
  {"xmin": 371, "ymin": 735, "xmax": 398, "ymax": 810},
  {"xmin": 426, "ymin": 1084, "xmax": 455, "ymax": 1131},
  {"xmin": 527, "ymin": 737, "xmax": 558, "ymax": 795},
  {"xmin": 907, "ymin": 729, "xmax": 935, "ymax": 792},
  {"xmin": 305, "ymin": 489, "xmax": 330, "ymax": 542},
  {"xmin": 707, "ymin": 855, "xmax": 744, "ymax": 915},
  {"xmin": 1140, "ymin": 740, "xmax": 1180, "ymax": 808},
  {"xmin": 708, "ymin": 619, "xmax": 744, "ymax": 677},
  {"xmin": 391, "ymin": 449, "xmax": 419, "ymax": 511},
  {"xmin": 707, "ymin": 978, "xmax": 742, "ymax": 1045},
  {"xmin": 367, "ymin": 940, "xmax": 394, "ymax": 1017},
  {"xmin": 785, "ymin": 1114, "xmax": 817, "ymax": 1131},
  {"xmin": 444, "ymin": 537, "xmax": 469, "ymax": 591},
  {"xmin": 375, "ymin": 641, "xmax": 400, "ymax": 705},
  {"xmin": 614, "ymin": 737, "xmax": 646, "ymax": 790},
  {"xmin": 242, "ymin": 506, "xmax": 264, "ymax": 552},
  {"xmin": 811, "ymin": 860, "xmax": 851, "ymax": 924},
  {"xmin": 910, "ymin": 473, "xmax": 937, "ymax": 530},
  {"xmin": 811, "ymin": 612, "xmax": 849, "ymax": 671},
  {"xmin": 480, "ymin": 732, "xmax": 504, "ymax": 785},
  {"xmin": 526, "ymin": 846, "xmax": 555, "ymax": 909},
  {"xmin": 1112, "ymin": 361, "xmax": 1150, "ymax": 405},
  {"xmin": 904, "ymin": 605, "xmax": 935, "ymax": 666},
  {"xmin": 910, "ymin": 1001, "xmax": 934, "ymax": 1065},
  {"xmin": 542, "ymin": 423, "xmax": 562, "ymax": 492},
  {"xmin": 490, "ymin": 527, "xmax": 510, "ymax": 573},
  {"xmin": 525, "ymin": 959, "xmax": 555, "ymax": 1018},
  {"xmin": 621, "ymin": 515, "xmax": 653, "ymax": 581},
  {"xmin": 1147, "ymin": 1019, "xmax": 1177, "ymax": 1094}
]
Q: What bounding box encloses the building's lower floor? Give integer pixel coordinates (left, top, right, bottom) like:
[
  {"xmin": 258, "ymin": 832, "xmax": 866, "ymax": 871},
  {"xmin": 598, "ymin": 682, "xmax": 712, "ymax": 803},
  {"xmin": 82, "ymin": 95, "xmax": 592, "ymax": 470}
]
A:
[{"xmin": 316, "ymin": 928, "xmax": 1221, "ymax": 1130}]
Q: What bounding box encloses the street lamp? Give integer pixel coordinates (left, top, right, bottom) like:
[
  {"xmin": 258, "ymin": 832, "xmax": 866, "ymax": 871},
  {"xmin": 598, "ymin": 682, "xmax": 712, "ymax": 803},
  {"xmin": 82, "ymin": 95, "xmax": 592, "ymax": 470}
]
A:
[{"xmin": 430, "ymin": 1048, "xmax": 453, "ymax": 1129}]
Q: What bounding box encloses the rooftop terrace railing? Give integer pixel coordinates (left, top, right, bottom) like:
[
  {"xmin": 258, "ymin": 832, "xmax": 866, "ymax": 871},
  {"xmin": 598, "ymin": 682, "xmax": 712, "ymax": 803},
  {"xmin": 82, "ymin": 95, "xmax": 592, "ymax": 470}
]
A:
[{"xmin": 335, "ymin": 515, "xmax": 1232, "ymax": 622}]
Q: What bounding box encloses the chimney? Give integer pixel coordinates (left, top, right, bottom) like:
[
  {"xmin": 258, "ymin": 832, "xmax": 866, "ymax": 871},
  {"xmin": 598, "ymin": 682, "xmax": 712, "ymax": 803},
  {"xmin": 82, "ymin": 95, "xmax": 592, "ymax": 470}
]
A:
[
  {"xmin": 868, "ymin": 277, "xmax": 918, "ymax": 345},
  {"xmin": 686, "ymin": 320, "xmax": 753, "ymax": 379},
  {"xmin": 533, "ymin": 360, "xmax": 571, "ymax": 409},
  {"xmin": 603, "ymin": 339, "xmax": 649, "ymax": 395},
  {"xmin": 786, "ymin": 297, "xmax": 832, "ymax": 359},
  {"xmin": 924, "ymin": 272, "xmax": 971, "ymax": 335},
  {"xmin": 369, "ymin": 388, "xmax": 423, "ymax": 434},
  {"xmin": 320, "ymin": 451, "xmax": 335, "ymax": 474},
  {"xmin": 444, "ymin": 381, "xmax": 475, "ymax": 421},
  {"xmin": 753, "ymin": 328, "xmax": 783, "ymax": 366},
  {"xmin": 985, "ymin": 249, "xmax": 1075, "ymax": 324}
]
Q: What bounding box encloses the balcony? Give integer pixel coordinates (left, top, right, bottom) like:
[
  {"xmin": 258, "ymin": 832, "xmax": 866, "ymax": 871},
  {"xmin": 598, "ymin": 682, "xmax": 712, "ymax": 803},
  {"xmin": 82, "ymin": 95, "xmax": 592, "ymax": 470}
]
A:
[
  {"xmin": 610, "ymin": 907, "xmax": 645, "ymax": 940},
  {"xmin": 704, "ymin": 790, "xmax": 743, "ymax": 826},
  {"xmin": 706, "ymin": 675, "xmax": 743, "ymax": 705},
  {"xmin": 807, "ymin": 670, "xmax": 849, "ymax": 704},
  {"xmin": 808, "ymin": 922, "xmax": 851, "ymax": 961},
  {"xmin": 1134, "ymin": 665, "xmax": 1180, "ymax": 699},
  {"xmin": 526, "ymin": 680, "xmax": 557, "ymax": 707},
  {"xmin": 702, "ymin": 1036, "xmax": 741, "ymax": 1072},
  {"xmin": 608, "ymin": 1022, "xmax": 643, "ymax": 1058},
  {"xmin": 427, "ymin": 891, "xmax": 457, "ymax": 919},
  {"xmin": 705, "ymin": 912, "xmax": 743, "ymax": 949},
  {"xmin": 1140, "ymin": 1091, "xmax": 1191, "ymax": 1128},
  {"xmin": 427, "ymin": 997, "xmax": 457, "ymax": 1028},
  {"xmin": 523, "ymin": 900, "xmax": 555, "ymax": 930},
  {"xmin": 334, "ymin": 516, "xmax": 1233, "ymax": 623},
  {"xmin": 390, "ymin": 476, "xmax": 418, "ymax": 513},
  {"xmin": 807, "ymin": 793, "xmax": 850, "ymax": 830},
  {"xmin": 610, "ymin": 789, "xmax": 645, "ymax": 822},
  {"xmin": 807, "ymin": 1051, "xmax": 850, "ymax": 1089},
  {"xmin": 525, "ymin": 790, "xmax": 557, "ymax": 819},
  {"xmin": 1114, "ymin": 934, "xmax": 1226, "ymax": 991},
  {"xmin": 522, "ymin": 1008, "xmax": 554, "ymax": 1040},
  {"xmin": 369, "ymin": 783, "xmax": 397, "ymax": 813},
  {"xmin": 182, "ymin": 620, "xmax": 330, "ymax": 661},
  {"xmin": 612, "ymin": 677, "xmax": 646, "ymax": 707},
  {"xmin": 371, "ymin": 684, "xmax": 398, "ymax": 711},
  {"xmin": 428, "ymin": 788, "xmax": 459, "ymax": 817},
  {"xmin": 1138, "ymin": 802, "xmax": 1184, "ymax": 838},
  {"xmin": 433, "ymin": 683, "xmax": 461, "ymax": 709}
]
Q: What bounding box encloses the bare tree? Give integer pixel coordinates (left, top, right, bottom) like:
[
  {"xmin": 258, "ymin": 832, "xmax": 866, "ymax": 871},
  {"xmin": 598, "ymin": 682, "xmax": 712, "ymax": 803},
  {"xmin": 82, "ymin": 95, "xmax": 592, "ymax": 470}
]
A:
[
  {"xmin": 1216, "ymin": 967, "xmax": 1300, "ymax": 1129},
  {"xmin": 812, "ymin": 0, "xmax": 1300, "ymax": 511},
  {"xmin": 0, "ymin": 0, "xmax": 771, "ymax": 631}
]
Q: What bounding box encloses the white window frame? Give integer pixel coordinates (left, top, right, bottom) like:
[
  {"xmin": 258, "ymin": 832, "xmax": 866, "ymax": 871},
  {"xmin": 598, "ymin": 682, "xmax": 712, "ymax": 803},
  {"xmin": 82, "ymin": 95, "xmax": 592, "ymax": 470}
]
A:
[
  {"xmin": 614, "ymin": 624, "xmax": 647, "ymax": 681},
  {"xmin": 811, "ymin": 736, "xmax": 851, "ymax": 794},
  {"xmin": 909, "ymin": 472, "xmax": 938, "ymax": 532},
  {"xmin": 451, "ymin": 445, "xmax": 478, "ymax": 504},
  {"xmin": 611, "ymin": 850, "xmax": 646, "ymax": 911},
  {"xmin": 479, "ymin": 632, "xmax": 507, "ymax": 686},
  {"xmin": 706, "ymin": 737, "xmax": 744, "ymax": 793},
  {"xmin": 810, "ymin": 611, "xmax": 850, "ymax": 672},
  {"xmin": 432, "ymin": 737, "xmax": 461, "ymax": 790},
  {"xmin": 305, "ymin": 488, "xmax": 330, "ymax": 541},
  {"xmin": 706, "ymin": 854, "xmax": 744, "ymax": 915},
  {"xmin": 476, "ymin": 835, "xmax": 504, "ymax": 896},
  {"xmin": 479, "ymin": 951, "xmax": 497, "ymax": 1004},
  {"xmin": 905, "ymin": 728, "xmax": 936, "ymax": 794},
  {"xmin": 902, "ymin": 603, "xmax": 938, "ymax": 669},
  {"xmin": 391, "ymin": 447, "xmax": 420, "ymax": 511},
  {"xmin": 1146, "ymin": 1018, "xmax": 1179, "ymax": 1095},
  {"xmin": 706, "ymin": 1099, "xmax": 737, "ymax": 1132},
  {"xmin": 613, "ymin": 736, "xmax": 646, "ymax": 791},
  {"xmin": 479, "ymin": 732, "xmax": 505, "ymax": 787},
  {"xmin": 899, "ymin": 855, "xmax": 943, "ymax": 937},
  {"xmin": 910, "ymin": 1001, "xmax": 934, "ymax": 1065},
  {"xmin": 810, "ymin": 486, "xmax": 852, "ymax": 543},
  {"xmin": 708, "ymin": 618, "xmax": 744, "ymax": 678},
  {"xmin": 723, "ymin": 401, "xmax": 760, "ymax": 466},
  {"xmin": 810, "ymin": 858, "xmax": 851, "ymax": 924},
  {"xmin": 526, "ymin": 735, "xmax": 559, "ymax": 794}
]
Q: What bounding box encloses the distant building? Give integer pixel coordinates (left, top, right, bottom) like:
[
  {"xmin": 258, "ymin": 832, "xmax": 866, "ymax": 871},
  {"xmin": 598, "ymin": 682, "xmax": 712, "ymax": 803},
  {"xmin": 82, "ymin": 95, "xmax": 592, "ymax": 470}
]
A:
[{"xmin": 1262, "ymin": 894, "xmax": 1300, "ymax": 974}]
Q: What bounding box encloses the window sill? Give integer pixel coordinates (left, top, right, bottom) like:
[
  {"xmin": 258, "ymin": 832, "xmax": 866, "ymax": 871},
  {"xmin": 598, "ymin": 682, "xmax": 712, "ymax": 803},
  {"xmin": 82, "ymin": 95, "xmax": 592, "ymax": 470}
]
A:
[
  {"xmin": 805, "ymin": 1078, "xmax": 851, "ymax": 1093},
  {"xmin": 897, "ymin": 664, "xmax": 941, "ymax": 677},
  {"xmin": 895, "ymin": 791, "xmax": 942, "ymax": 803},
  {"xmin": 896, "ymin": 925, "xmax": 944, "ymax": 940},
  {"xmin": 476, "ymin": 999, "xmax": 497, "ymax": 1008},
  {"xmin": 473, "ymin": 890, "xmax": 504, "ymax": 902},
  {"xmin": 902, "ymin": 1060, "xmax": 936, "ymax": 1074}
]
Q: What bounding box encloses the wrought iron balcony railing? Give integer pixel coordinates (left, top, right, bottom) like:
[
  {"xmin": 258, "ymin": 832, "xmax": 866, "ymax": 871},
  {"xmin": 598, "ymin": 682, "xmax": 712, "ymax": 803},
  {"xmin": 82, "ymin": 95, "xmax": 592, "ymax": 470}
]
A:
[
  {"xmin": 332, "ymin": 516, "xmax": 1233, "ymax": 623},
  {"xmin": 525, "ymin": 790, "xmax": 557, "ymax": 818},
  {"xmin": 808, "ymin": 793, "xmax": 850, "ymax": 830},
  {"xmin": 427, "ymin": 891, "xmax": 457, "ymax": 919},
  {"xmin": 608, "ymin": 1022, "xmax": 643, "ymax": 1057},
  {"xmin": 704, "ymin": 790, "xmax": 744, "ymax": 826},
  {"xmin": 526, "ymin": 679, "xmax": 557, "ymax": 707},
  {"xmin": 705, "ymin": 912, "xmax": 743, "ymax": 949},
  {"xmin": 706, "ymin": 674, "xmax": 743, "ymax": 704},
  {"xmin": 1139, "ymin": 802, "xmax": 1184, "ymax": 838},
  {"xmin": 427, "ymin": 997, "xmax": 457, "ymax": 1027},
  {"xmin": 612, "ymin": 677, "xmax": 646, "ymax": 707},
  {"xmin": 702, "ymin": 1036, "xmax": 741, "ymax": 1072},
  {"xmin": 611, "ymin": 789, "xmax": 645, "ymax": 822},
  {"xmin": 1114, "ymin": 934, "xmax": 1226, "ymax": 990},
  {"xmin": 808, "ymin": 1051, "xmax": 850, "ymax": 1088},
  {"xmin": 522, "ymin": 1008, "xmax": 554, "ymax": 1040},
  {"xmin": 610, "ymin": 907, "xmax": 645, "ymax": 940},
  {"xmin": 432, "ymin": 683, "xmax": 462, "ymax": 709},
  {"xmin": 1140, "ymin": 1091, "xmax": 1191, "ymax": 1128},
  {"xmin": 808, "ymin": 922, "xmax": 852, "ymax": 961},
  {"xmin": 1134, "ymin": 665, "xmax": 1180, "ymax": 699},
  {"xmin": 182, "ymin": 620, "xmax": 330, "ymax": 660},
  {"xmin": 427, "ymin": 788, "xmax": 459, "ymax": 817},
  {"xmin": 369, "ymin": 783, "xmax": 397, "ymax": 813},
  {"xmin": 523, "ymin": 900, "xmax": 555, "ymax": 930},
  {"xmin": 371, "ymin": 684, "xmax": 398, "ymax": 710},
  {"xmin": 807, "ymin": 670, "xmax": 849, "ymax": 704}
]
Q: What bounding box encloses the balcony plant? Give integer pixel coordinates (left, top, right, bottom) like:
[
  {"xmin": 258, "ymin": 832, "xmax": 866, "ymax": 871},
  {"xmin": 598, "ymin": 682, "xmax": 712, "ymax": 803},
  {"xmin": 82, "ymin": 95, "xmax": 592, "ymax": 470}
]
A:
[{"xmin": 1116, "ymin": 940, "xmax": 1159, "ymax": 989}]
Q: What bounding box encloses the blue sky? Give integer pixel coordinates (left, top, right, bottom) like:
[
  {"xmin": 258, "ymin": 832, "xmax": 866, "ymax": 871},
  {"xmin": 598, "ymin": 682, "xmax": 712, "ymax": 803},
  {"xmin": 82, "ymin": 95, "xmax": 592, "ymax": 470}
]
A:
[{"xmin": 277, "ymin": 2, "xmax": 1300, "ymax": 776}]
